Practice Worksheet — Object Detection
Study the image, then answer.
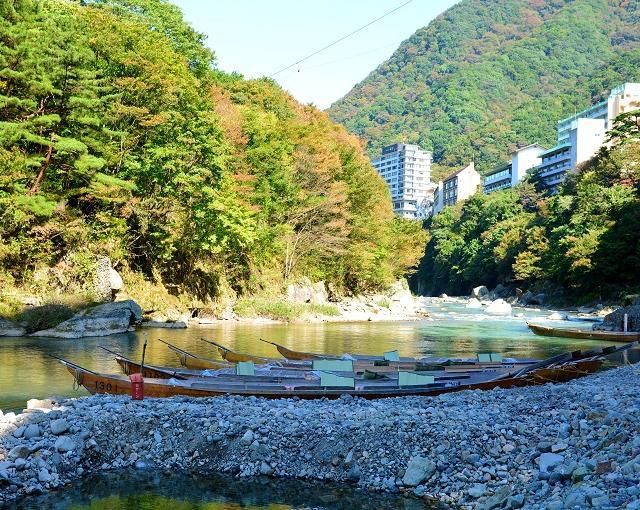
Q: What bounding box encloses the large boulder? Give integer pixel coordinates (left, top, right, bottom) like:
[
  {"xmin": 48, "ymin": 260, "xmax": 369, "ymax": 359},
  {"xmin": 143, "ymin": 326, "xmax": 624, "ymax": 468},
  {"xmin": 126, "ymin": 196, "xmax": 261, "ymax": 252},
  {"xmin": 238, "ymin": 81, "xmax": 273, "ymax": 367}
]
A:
[
  {"xmin": 471, "ymin": 285, "xmax": 490, "ymax": 300},
  {"xmin": 30, "ymin": 299, "xmax": 142, "ymax": 338},
  {"xmin": 0, "ymin": 317, "xmax": 26, "ymax": 337},
  {"xmin": 597, "ymin": 305, "xmax": 640, "ymax": 332},
  {"xmin": 466, "ymin": 298, "xmax": 483, "ymax": 309},
  {"xmin": 287, "ymin": 279, "xmax": 328, "ymax": 305},
  {"xmin": 492, "ymin": 284, "xmax": 514, "ymax": 299},
  {"xmin": 485, "ymin": 299, "xmax": 512, "ymax": 315}
]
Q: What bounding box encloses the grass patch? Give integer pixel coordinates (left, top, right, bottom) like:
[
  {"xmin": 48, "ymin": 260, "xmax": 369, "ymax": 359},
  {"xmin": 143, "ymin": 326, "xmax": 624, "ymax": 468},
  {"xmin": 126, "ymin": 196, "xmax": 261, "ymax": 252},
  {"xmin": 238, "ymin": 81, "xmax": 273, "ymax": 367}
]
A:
[
  {"xmin": 234, "ymin": 298, "xmax": 340, "ymax": 322},
  {"xmin": 376, "ymin": 297, "xmax": 391, "ymax": 308}
]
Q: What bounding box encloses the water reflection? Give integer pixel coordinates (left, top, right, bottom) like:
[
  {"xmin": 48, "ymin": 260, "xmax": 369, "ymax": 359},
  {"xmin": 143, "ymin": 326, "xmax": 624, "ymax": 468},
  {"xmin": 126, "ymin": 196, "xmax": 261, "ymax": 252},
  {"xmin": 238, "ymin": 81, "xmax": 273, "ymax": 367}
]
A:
[
  {"xmin": 1, "ymin": 303, "xmax": 637, "ymax": 411},
  {"xmin": 9, "ymin": 470, "xmax": 434, "ymax": 510}
]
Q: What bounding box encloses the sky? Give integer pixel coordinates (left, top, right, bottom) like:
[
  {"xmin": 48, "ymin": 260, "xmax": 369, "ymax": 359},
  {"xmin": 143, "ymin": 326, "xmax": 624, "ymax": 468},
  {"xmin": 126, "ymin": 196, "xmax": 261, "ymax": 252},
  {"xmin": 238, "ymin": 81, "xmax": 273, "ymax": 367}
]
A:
[{"xmin": 173, "ymin": 0, "xmax": 458, "ymax": 109}]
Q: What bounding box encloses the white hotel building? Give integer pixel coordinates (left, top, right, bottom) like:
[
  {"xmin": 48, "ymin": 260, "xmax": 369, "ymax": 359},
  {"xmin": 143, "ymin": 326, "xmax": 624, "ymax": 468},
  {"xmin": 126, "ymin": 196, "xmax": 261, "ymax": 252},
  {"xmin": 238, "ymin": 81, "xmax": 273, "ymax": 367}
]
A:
[
  {"xmin": 483, "ymin": 144, "xmax": 545, "ymax": 194},
  {"xmin": 371, "ymin": 143, "xmax": 434, "ymax": 219},
  {"xmin": 533, "ymin": 82, "xmax": 640, "ymax": 192}
]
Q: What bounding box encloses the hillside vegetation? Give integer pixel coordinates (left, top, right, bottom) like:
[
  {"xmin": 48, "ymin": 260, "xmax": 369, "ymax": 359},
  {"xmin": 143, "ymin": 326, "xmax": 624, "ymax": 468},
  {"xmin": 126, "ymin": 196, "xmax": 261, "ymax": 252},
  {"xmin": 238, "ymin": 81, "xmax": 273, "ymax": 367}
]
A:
[
  {"xmin": 328, "ymin": 0, "xmax": 640, "ymax": 173},
  {"xmin": 411, "ymin": 111, "xmax": 640, "ymax": 302},
  {"xmin": 0, "ymin": 0, "xmax": 426, "ymax": 314}
]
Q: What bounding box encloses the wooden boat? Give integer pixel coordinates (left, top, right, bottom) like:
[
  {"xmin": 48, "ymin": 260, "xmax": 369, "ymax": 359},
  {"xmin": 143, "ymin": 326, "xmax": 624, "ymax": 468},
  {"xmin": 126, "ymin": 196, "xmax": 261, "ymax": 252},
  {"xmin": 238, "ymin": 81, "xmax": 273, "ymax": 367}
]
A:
[
  {"xmin": 104, "ymin": 349, "xmax": 526, "ymax": 386},
  {"xmin": 201, "ymin": 338, "xmax": 275, "ymax": 364},
  {"xmin": 527, "ymin": 322, "xmax": 640, "ymax": 342},
  {"xmin": 260, "ymin": 339, "xmax": 322, "ymax": 360},
  {"xmin": 172, "ymin": 340, "xmax": 539, "ymax": 374},
  {"xmin": 58, "ymin": 357, "xmax": 602, "ymax": 400},
  {"xmin": 59, "ymin": 342, "xmax": 636, "ymax": 400},
  {"xmin": 158, "ymin": 339, "xmax": 233, "ymax": 370}
]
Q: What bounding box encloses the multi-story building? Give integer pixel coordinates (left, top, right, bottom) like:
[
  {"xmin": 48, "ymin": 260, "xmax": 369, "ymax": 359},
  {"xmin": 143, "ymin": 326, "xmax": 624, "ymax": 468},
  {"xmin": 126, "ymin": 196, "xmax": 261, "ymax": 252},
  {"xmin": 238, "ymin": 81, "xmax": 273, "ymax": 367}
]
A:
[
  {"xmin": 433, "ymin": 162, "xmax": 481, "ymax": 215},
  {"xmin": 371, "ymin": 143, "xmax": 433, "ymax": 219},
  {"xmin": 533, "ymin": 118, "xmax": 606, "ymax": 193},
  {"xmin": 556, "ymin": 83, "xmax": 640, "ymax": 144},
  {"xmin": 530, "ymin": 82, "xmax": 639, "ymax": 193},
  {"xmin": 483, "ymin": 144, "xmax": 545, "ymax": 194}
]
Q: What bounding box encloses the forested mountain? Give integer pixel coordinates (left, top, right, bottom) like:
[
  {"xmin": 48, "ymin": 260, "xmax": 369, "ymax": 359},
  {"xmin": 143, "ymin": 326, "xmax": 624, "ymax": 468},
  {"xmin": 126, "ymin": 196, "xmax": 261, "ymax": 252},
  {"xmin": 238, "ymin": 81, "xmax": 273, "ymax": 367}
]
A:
[
  {"xmin": 328, "ymin": 0, "xmax": 640, "ymax": 174},
  {"xmin": 0, "ymin": 0, "xmax": 425, "ymax": 312}
]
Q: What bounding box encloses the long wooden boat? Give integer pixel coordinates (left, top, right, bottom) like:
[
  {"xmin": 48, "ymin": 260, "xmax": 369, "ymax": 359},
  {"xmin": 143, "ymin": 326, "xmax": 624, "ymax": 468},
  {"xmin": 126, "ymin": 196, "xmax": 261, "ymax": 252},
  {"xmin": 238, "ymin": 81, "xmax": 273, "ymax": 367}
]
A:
[
  {"xmin": 527, "ymin": 322, "xmax": 640, "ymax": 342},
  {"xmin": 59, "ymin": 342, "xmax": 637, "ymax": 400},
  {"xmin": 59, "ymin": 357, "xmax": 603, "ymax": 400},
  {"xmin": 104, "ymin": 348, "xmax": 532, "ymax": 384},
  {"xmin": 169, "ymin": 340, "xmax": 539, "ymax": 374},
  {"xmin": 260, "ymin": 339, "xmax": 322, "ymax": 361},
  {"xmin": 158, "ymin": 339, "xmax": 233, "ymax": 370},
  {"xmin": 201, "ymin": 338, "xmax": 275, "ymax": 364}
]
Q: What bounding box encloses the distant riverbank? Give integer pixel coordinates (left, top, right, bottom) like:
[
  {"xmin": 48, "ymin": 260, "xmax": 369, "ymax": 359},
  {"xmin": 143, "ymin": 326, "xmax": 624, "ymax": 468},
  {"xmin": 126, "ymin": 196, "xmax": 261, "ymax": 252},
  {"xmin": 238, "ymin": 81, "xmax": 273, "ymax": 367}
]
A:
[{"xmin": 1, "ymin": 364, "xmax": 639, "ymax": 508}]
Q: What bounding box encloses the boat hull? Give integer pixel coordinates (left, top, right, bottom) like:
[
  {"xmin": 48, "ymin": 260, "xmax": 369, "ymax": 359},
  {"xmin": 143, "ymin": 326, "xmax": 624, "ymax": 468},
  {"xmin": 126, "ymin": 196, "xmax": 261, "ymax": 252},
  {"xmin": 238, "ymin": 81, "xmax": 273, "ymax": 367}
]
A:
[
  {"xmin": 66, "ymin": 359, "xmax": 602, "ymax": 400},
  {"xmin": 527, "ymin": 323, "xmax": 640, "ymax": 342}
]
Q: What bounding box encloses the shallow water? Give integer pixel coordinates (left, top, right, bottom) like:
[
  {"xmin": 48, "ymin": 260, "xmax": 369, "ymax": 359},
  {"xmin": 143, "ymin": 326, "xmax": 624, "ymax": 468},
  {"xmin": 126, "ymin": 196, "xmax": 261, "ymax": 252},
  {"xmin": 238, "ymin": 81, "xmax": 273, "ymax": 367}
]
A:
[
  {"xmin": 6, "ymin": 469, "xmax": 432, "ymax": 509},
  {"xmin": 1, "ymin": 301, "xmax": 637, "ymax": 412}
]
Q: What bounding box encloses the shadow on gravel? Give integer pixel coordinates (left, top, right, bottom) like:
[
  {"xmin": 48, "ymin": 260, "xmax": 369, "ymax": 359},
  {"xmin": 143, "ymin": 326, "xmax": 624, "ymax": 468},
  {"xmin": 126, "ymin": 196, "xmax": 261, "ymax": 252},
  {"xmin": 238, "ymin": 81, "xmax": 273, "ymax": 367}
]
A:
[{"xmin": 7, "ymin": 469, "xmax": 443, "ymax": 509}]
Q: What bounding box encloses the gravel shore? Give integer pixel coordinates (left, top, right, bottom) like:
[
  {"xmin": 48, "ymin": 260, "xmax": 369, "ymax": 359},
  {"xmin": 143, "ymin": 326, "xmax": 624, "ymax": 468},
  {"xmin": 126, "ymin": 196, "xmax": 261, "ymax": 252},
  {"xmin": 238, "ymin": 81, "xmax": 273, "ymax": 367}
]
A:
[{"xmin": 1, "ymin": 363, "xmax": 639, "ymax": 509}]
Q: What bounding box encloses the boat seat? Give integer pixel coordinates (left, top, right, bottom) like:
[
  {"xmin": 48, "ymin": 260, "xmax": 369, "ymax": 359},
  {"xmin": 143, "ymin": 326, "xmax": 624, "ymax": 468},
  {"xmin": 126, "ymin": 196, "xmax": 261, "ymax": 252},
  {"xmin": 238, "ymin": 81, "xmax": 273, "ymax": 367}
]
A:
[
  {"xmin": 477, "ymin": 353, "xmax": 503, "ymax": 363},
  {"xmin": 383, "ymin": 350, "xmax": 400, "ymax": 362},
  {"xmin": 319, "ymin": 371, "xmax": 355, "ymax": 388},
  {"xmin": 312, "ymin": 359, "xmax": 353, "ymax": 372},
  {"xmin": 398, "ymin": 371, "xmax": 435, "ymax": 386},
  {"xmin": 235, "ymin": 361, "xmax": 255, "ymax": 376}
]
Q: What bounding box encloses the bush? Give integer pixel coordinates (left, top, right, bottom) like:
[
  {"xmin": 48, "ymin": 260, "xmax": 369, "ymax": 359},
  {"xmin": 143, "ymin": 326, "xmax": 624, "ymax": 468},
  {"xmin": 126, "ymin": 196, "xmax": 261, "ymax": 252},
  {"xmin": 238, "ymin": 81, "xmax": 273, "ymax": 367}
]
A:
[
  {"xmin": 16, "ymin": 303, "xmax": 80, "ymax": 334},
  {"xmin": 233, "ymin": 298, "xmax": 339, "ymax": 322}
]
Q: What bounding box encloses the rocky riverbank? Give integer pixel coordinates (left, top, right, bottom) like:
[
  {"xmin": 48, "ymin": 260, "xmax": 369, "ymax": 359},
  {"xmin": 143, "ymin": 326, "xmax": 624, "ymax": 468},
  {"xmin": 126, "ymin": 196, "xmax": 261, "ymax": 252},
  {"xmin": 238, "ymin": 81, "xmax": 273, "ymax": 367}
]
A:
[{"xmin": 1, "ymin": 364, "xmax": 639, "ymax": 508}]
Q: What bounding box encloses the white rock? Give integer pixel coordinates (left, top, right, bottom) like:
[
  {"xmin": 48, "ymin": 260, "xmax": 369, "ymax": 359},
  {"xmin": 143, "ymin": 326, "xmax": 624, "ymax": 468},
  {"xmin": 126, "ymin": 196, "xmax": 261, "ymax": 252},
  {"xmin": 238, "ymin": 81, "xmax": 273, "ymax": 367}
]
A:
[
  {"xmin": 109, "ymin": 268, "xmax": 123, "ymax": 291},
  {"xmin": 466, "ymin": 298, "xmax": 483, "ymax": 309},
  {"xmin": 485, "ymin": 299, "xmax": 512, "ymax": 315},
  {"xmin": 471, "ymin": 286, "xmax": 490, "ymax": 300}
]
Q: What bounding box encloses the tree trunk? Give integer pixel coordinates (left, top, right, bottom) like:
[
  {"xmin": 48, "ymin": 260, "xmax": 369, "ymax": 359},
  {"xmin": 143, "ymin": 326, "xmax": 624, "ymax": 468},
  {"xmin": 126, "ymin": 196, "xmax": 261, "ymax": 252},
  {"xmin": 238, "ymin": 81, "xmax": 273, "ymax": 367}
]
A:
[{"xmin": 27, "ymin": 140, "xmax": 53, "ymax": 196}]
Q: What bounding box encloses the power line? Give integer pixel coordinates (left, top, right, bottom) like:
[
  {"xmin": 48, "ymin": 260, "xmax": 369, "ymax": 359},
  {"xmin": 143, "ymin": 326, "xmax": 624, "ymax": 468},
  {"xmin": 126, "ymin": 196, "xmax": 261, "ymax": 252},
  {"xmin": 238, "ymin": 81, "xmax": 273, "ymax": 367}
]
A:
[{"xmin": 269, "ymin": 0, "xmax": 416, "ymax": 78}]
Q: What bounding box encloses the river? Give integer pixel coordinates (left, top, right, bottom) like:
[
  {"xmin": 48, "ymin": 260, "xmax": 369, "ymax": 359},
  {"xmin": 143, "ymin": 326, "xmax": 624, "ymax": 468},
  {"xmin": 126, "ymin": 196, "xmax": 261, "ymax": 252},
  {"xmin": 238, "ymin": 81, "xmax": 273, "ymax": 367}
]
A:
[
  {"xmin": 1, "ymin": 301, "xmax": 636, "ymax": 412},
  {"xmin": 8, "ymin": 470, "xmax": 428, "ymax": 510}
]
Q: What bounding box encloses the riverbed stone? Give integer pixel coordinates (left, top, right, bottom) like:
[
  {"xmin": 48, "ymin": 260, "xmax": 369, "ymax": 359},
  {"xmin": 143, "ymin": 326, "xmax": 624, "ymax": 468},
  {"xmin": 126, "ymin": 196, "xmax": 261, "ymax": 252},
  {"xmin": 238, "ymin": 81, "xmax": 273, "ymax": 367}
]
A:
[
  {"xmin": 23, "ymin": 424, "xmax": 40, "ymax": 440},
  {"xmin": 402, "ymin": 456, "xmax": 436, "ymax": 486},
  {"xmin": 50, "ymin": 419, "xmax": 69, "ymax": 435},
  {"xmin": 539, "ymin": 453, "xmax": 564, "ymax": 473},
  {"xmin": 468, "ymin": 483, "xmax": 487, "ymax": 498},
  {"xmin": 54, "ymin": 436, "xmax": 75, "ymax": 452},
  {"xmin": 8, "ymin": 446, "xmax": 30, "ymax": 460}
]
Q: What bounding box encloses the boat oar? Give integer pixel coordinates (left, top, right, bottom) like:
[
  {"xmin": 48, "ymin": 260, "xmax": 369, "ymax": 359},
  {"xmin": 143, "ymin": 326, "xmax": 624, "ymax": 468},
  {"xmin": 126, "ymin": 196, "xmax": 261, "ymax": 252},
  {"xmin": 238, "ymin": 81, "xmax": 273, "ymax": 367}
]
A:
[
  {"xmin": 130, "ymin": 333, "xmax": 148, "ymax": 401},
  {"xmin": 200, "ymin": 337, "xmax": 230, "ymax": 352},
  {"xmin": 140, "ymin": 332, "xmax": 148, "ymax": 375},
  {"xmin": 98, "ymin": 346, "xmax": 127, "ymax": 359}
]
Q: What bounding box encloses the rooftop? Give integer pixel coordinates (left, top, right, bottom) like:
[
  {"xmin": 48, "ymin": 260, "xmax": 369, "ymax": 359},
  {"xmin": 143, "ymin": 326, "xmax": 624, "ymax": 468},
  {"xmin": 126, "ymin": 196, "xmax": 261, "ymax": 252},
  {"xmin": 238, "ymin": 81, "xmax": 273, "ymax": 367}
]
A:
[{"xmin": 540, "ymin": 143, "xmax": 571, "ymax": 157}]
